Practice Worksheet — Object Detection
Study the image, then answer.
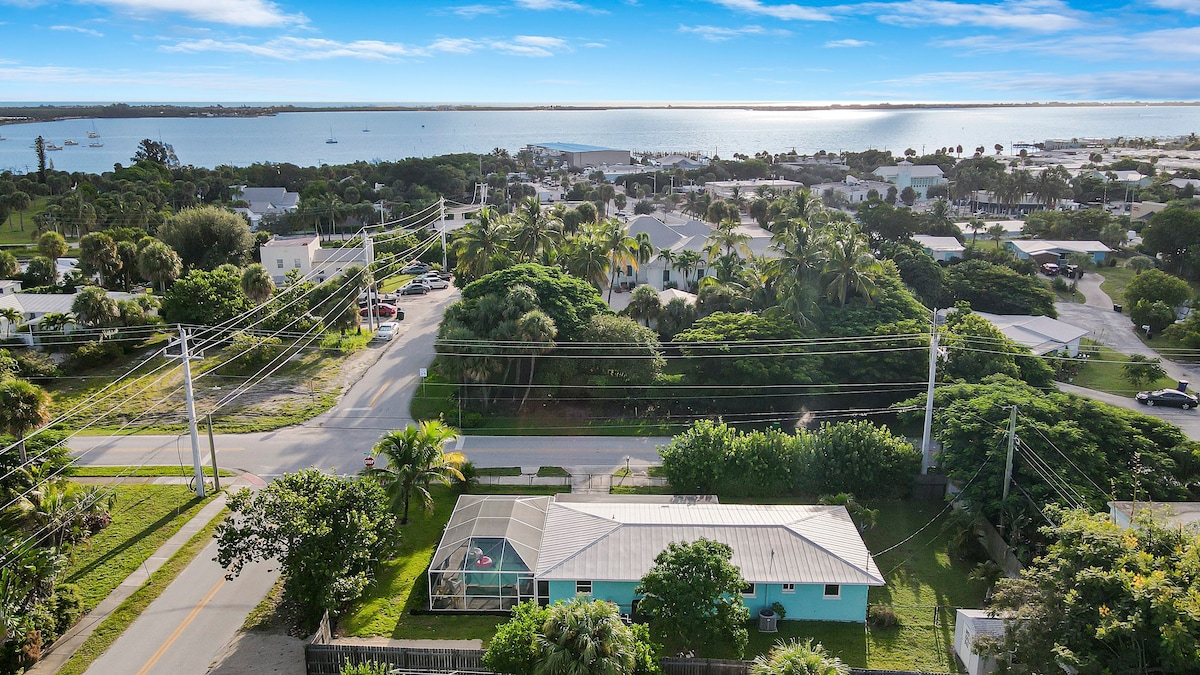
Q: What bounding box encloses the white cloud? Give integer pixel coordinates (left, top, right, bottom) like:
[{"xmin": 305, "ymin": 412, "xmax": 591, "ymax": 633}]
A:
[
  {"xmin": 451, "ymin": 4, "xmax": 501, "ymax": 17},
  {"xmin": 513, "ymin": 0, "xmax": 604, "ymax": 12},
  {"xmin": 1149, "ymin": 0, "xmax": 1200, "ymax": 15},
  {"xmin": 161, "ymin": 34, "xmax": 572, "ymax": 60},
  {"xmin": 825, "ymin": 38, "xmax": 871, "ymax": 47},
  {"xmin": 942, "ymin": 26, "xmax": 1200, "ymax": 59},
  {"xmin": 679, "ymin": 24, "xmax": 790, "ymax": 41},
  {"xmin": 163, "ymin": 36, "xmax": 422, "ymax": 60},
  {"xmin": 868, "ymin": 0, "xmax": 1083, "ymax": 32},
  {"xmin": 0, "ymin": 63, "xmax": 313, "ymax": 92},
  {"xmin": 51, "ymin": 24, "xmax": 104, "ymax": 36},
  {"xmin": 709, "ymin": 0, "xmax": 835, "ymax": 21},
  {"xmin": 584, "ymin": 42, "xmax": 606, "ymax": 48},
  {"xmin": 83, "ymin": 0, "xmax": 305, "ymax": 28}
]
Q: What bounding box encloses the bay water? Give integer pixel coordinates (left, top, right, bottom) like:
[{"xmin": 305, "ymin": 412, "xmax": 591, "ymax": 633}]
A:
[{"xmin": 2, "ymin": 105, "xmax": 1199, "ymax": 174}]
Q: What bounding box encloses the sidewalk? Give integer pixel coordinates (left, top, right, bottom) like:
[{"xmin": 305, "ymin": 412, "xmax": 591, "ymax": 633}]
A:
[{"xmin": 28, "ymin": 475, "xmax": 260, "ymax": 675}]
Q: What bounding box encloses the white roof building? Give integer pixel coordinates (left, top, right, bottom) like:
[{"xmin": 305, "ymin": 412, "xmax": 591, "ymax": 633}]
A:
[
  {"xmin": 872, "ymin": 161, "xmax": 947, "ymax": 199},
  {"xmin": 913, "ymin": 235, "xmax": 965, "ymax": 261},
  {"xmin": 232, "ymin": 186, "xmax": 301, "ymax": 229},
  {"xmin": 949, "ymin": 310, "xmax": 1089, "ymax": 357},
  {"xmin": 705, "ymin": 179, "xmax": 802, "ymax": 199},
  {"xmin": 259, "ymin": 234, "xmax": 369, "ymax": 284},
  {"xmin": 1006, "ymin": 239, "xmax": 1112, "ymax": 262},
  {"xmin": 534, "ymin": 500, "xmax": 883, "ymax": 586},
  {"xmin": 956, "ymin": 220, "xmax": 1025, "ymax": 240}
]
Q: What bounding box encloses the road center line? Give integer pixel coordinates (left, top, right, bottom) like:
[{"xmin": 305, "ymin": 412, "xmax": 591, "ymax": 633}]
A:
[
  {"xmin": 368, "ymin": 378, "xmax": 393, "ymax": 408},
  {"xmin": 135, "ymin": 578, "xmax": 225, "ymax": 675}
]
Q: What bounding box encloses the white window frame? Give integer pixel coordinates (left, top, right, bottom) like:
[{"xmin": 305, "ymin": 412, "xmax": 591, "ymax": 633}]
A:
[
  {"xmin": 741, "ymin": 583, "xmax": 756, "ymax": 598},
  {"xmin": 823, "ymin": 584, "xmax": 841, "ymax": 599},
  {"xmin": 276, "ymin": 258, "xmax": 284, "ymax": 269},
  {"xmin": 576, "ymin": 580, "xmax": 592, "ymax": 595},
  {"xmin": 781, "ymin": 583, "xmax": 795, "ymax": 594},
  {"xmin": 293, "ymin": 258, "xmax": 302, "ymax": 269}
]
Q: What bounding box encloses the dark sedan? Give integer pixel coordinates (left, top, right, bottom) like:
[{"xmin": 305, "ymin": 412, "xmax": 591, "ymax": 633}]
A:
[
  {"xmin": 1136, "ymin": 389, "xmax": 1199, "ymax": 409},
  {"xmin": 399, "ymin": 282, "xmax": 430, "ymax": 295}
]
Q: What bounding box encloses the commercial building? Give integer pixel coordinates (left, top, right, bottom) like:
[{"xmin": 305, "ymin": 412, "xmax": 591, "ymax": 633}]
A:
[
  {"xmin": 259, "ymin": 234, "xmax": 370, "ymax": 284},
  {"xmin": 527, "ymin": 143, "xmax": 631, "ymax": 170},
  {"xmin": 872, "ymin": 161, "xmax": 947, "ymax": 199}
]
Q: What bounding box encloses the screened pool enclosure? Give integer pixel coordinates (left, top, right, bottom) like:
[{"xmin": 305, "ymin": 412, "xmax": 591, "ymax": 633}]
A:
[{"xmin": 428, "ymin": 495, "xmax": 551, "ymax": 611}]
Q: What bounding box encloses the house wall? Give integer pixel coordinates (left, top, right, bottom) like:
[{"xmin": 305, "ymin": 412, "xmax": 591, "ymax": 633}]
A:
[
  {"xmin": 547, "ymin": 580, "xmax": 869, "ymax": 622},
  {"xmin": 262, "ymin": 242, "xmax": 316, "ymax": 283}
]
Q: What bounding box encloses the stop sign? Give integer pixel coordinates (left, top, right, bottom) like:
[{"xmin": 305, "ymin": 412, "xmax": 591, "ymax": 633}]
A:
[{"xmin": 364, "ymin": 456, "xmax": 375, "ymax": 468}]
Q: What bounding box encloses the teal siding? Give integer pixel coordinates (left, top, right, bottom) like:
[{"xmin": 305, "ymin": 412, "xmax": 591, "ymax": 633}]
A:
[{"xmin": 547, "ymin": 580, "xmax": 868, "ymax": 622}]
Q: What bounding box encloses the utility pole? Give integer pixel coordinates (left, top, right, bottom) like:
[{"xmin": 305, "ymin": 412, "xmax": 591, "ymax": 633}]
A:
[
  {"xmin": 167, "ymin": 327, "xmax": 206, "ymax": 498},
  {"xmin": 1000, "ymin": 405, "xmax": 1018, "ymax": 533},
  {"xmin": 439, "ymin": 197, "xmax": 448, "ymax": 271},
  {"xmin": 364, "ymin": 233, "xmax": 375, "ymax": 332},
  {"xmin": 206, "ymin": 413, "xmax": 221, "ymax": 493},
  {"xmin": 920, "ymin": 309, "xmax": 940, "ymax": 474}
]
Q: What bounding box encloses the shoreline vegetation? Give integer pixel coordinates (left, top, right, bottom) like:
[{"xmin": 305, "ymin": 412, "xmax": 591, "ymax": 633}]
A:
[{"xmin": 4, "ymin": 100, "xmax": 1200, "ymax": 125}]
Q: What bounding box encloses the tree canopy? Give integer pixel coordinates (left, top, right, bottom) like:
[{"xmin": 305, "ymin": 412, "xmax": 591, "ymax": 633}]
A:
[
  {"xmin": 158, "ymin": 205, "xmax": 253, "ymax": 270},
  {"xmin": 636, "ymin": 538, "xmax": 749, "ymax": 658},
  {"xmin": 160, "ymin": 266, "xmax": 253, "ymax": 326}
]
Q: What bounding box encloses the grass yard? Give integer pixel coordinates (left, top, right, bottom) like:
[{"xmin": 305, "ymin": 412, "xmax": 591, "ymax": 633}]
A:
[
  {"xmin": 340, "ymin": 484, "xmax": 565, "ymax": 642},
  {"xmin": 1067, "ymin": 342, "xmax": 1178, "ymax": 395},
  {"xmin": 1098, "ymin": 263, "xmax": 1138, "ymax": 306},
  {"xmin": 62, "ymin": 484, "xmax": 212, "ymax": 611},
  {"xmin": 70, "ymin": 465, "xmax": 236, "ymax": 478},
  {"xmin": 0, "ymin": 196, "xmax": 54, "ymax": 254},
  {"xmin": 379, "ymin": 274, "xmax": 417, "ymax": 293},
  {"xmin": 47, "ymin": 331, "xmax": 372, "ymax": 434}
]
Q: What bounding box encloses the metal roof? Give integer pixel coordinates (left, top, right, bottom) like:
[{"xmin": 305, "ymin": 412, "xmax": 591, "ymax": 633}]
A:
[
  {"xmin": 534, "ymin": 142, "xmax": 621, "ymax": 153},
  {"xmin": 432, "ymin": 495, "xmax": 551, "ymax": 573},
  {"xmin": 534, "ymin": 502, "xmax": 883, "ymax": 586}
]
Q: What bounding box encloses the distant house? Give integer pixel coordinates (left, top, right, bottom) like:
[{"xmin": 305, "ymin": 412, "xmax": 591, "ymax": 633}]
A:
[
  {"xmin": 0, "ymin": 289, "xmax": 145, "ymax": 345},
  {"xmin": 973, "ymin": 311, "xmax": 1088, "ymax": 356},
  {"xmin": 620, "ymin": 216, "xmax": 773, "ymax": 293},
  {"xmin": 655, "ymin": 154, "xmax": 707, "ymax": 170},
  {"xmin": 872, "ymin": 161, "xmax": 947, "ymax": 199},
  {"xmin": 428, "ymin": 494, "xmax": 884, "ymax": 621},
  {"xmin": 956, "ymin": 220, "xmax": 1024, "ymax": 241},
  {"xmin": 705, "ymin": 179, "xmax": 802, "ymax": 200},
  {"xmin": 811, "ymin": 176, "xmax": 894, "ymax": 204},
  {"xmin": 913, "ymin": 235, "xmax": 964, "ymax": 262},
  {"xmin": 1006, "ymin": 239, "xmax": 1112, "ymax": 265},
  {"xmin": 1168, "ymin": 178, "xmax": 1200, "ymax": 193},
  {"xmin": 259, "ymin": 234, "xmax": 368, "ymax": 284},
  {"xmin": 1084, "ymin": 170, "xmax": 1152, "ymax": 189},
  {"xmin": 1130, "ymin": 201, "xmax": 1168, "ymax": 222},
  {"xmin": 231, "ymin": 186, "xmax": 301, "ymax": 230}
]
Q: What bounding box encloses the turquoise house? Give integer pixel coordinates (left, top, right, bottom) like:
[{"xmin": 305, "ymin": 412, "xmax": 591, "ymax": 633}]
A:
[{"xmin": 429, "ymin": 495, "xmax": 883, "ymax": 622}]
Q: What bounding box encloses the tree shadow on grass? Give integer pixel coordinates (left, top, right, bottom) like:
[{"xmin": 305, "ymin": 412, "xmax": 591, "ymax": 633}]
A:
[{"xmin": 64, "ymin": 492, "xmax": 206, "ymax": 588}]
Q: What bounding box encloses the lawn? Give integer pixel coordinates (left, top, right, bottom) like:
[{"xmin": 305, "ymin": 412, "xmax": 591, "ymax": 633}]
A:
[
  {"xmin": 0, "ymin": 196, "xmax": 54, "ymax": 254},
  {"xmin": 1067, "ymin": 342, "xmax": 1178, "ymax": 395},
  {"xmin": 47, "ymin": 330, "xmax": 370, "ymax": 434},
  {"xmin": 340, "ymin": 484, "xmax": 565, "ymax": 642},
  {"xmin": 70, "ymin": 465, "xmax": 236, "ymax": 478},
  {"xmin": 1098, "ymin": 263, "xmax": 1138, "ymax": 306},
  {"xmin": 62, "ymin": 483, "xmax": 212, "ymax": 611}
]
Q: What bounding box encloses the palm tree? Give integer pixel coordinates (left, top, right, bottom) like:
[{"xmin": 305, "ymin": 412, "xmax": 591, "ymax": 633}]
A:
[
  {"xmin": 240, "ymin": 263, "xmax": 276, "ymax": 304},
  {"xmin": 751, "ymin": 639, "xmax": 849, "ymax": 675},
  {"xmin": 967, "ymin": 219, "xmax": 985, "ymax": 246},
  {"xmin": 0, "ymin": 308, "xmax": 20, "ymax": 338},
  {"xmin": 563, "ymin": 236, "xmax": 611, "ymax": 291},
  {"xmin": 454, "ymin": 207, "xmax": 510, "ymax": 282},
  {"xmin": 7, "ymin": 191, "xmax": 31, "ymax": 232},
  {"xmin": 657, "ymin": 248, "xmax": 677, "ymax": 289},
  {"xmin": 819, "ymin": 224, "xmax": 882, "ymax": 307},
  {"xmin": 517, "ymin": 309, "xmax": 556, "ymax": 410},
  {"xmin": 37, "ymin": 232, "xmax": 68, "ymax": 282},
  {"xmin": 138, "ymin": 241, "xmax": 183, "ymax": 292},
  {"xmin": 596, "ymin": 219, "xmax": 641, "ymax": 303},
  {"xmin": 512, "ymin": 197, "xmax": 560, "ymax": 263},
  {"xmin": 38, "ymin": 312, "xmax": 74, "ymax": 335},
  {"xmin": 0, "ymin": 379, "xmax": 52, "ymax": 463},
  {"xmin": 363, "ymin": 421, "xmax": 464, "ymax": 525},
  {"xmin": 71, "ymin": 286, "xmax": 119, "ymax": 329},
  {"xmin": 987, "ymin": 224, "xmax": 1006, "ymax": 248},
  {"xmin": 672, "ymin": 250, "xmax": 703, "ymax": 290},
  {"xmin": 770, "ymin": 220, "xmax": 821, "ymax": 324},
  {"xmin": 535, "ymin": 597, "xmax": 636, "ymax": 675},
  {"xmin": 625, "ymin": 284, "xmax": 662, "ymax": 327},
  {"xmin": 706, "ymin": 218, "xmax": 752, "ymax": 260}
]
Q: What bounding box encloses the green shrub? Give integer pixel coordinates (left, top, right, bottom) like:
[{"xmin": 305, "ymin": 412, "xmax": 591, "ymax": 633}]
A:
[
  {"xmin": 340, "ymin": 660, "xmax": 392, "ymax": 675},
  {"xmin": 12, "ymin": 349, "xmax": 61, "ymax": 381},
  {"xmin": 50, "ymin": 584, "xmax": 83, "ymax": 635},
  {"xmin": 867, "ymin": 604, "xmax": 900, "ymax": 628},
  {"xmin": 66, "ymin": 341, "xmax": 124, "ymax": 371},
  {"xmin": 227, "ymin": 331, "xmax": 284, "ymax": 369}
]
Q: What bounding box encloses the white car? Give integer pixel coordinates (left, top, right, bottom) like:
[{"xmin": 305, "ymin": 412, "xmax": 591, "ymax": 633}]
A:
[
  {"xmin": 422, "ymin": 277, "xmax": 449, "ymax": 289},
  {"xmin": 374, "ymin": 322, "xmax": 399, "ymax": 341}
]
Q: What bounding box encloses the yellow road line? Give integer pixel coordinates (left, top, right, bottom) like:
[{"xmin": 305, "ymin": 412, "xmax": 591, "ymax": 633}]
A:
[
  {"xmin": 368, "ymin": 378, "xmax": 393, "ymax": 408},
  {"xmin": 135, "ymin": 578, "xmax": 225, "ymax": 675}
]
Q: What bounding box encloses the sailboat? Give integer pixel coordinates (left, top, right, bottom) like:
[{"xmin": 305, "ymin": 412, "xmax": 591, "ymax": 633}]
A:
[
  {"xmin": 325, "ymin": 127, "xmax": 338, "ymax": 144},
  {"xmin": 87, "ymin": 121, "xmax": 101, "ymax": 139},
  {"xmin": 362, "ymin": 120, "xmax": 370, "ymax": 133}
]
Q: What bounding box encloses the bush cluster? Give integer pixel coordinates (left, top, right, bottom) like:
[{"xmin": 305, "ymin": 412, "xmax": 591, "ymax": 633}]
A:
[
  {"xmin": 658, "ymin": 419, "xmax": 921, "ymax": 499},
  {"xmin": 65, "ymin": 340, "xmax": 125, "ymax": 371}
]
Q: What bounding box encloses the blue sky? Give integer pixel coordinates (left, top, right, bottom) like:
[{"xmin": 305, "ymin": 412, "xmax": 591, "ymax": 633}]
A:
[{"xmin": 1, "ymin": 0, "xmax": 1199, "ymax": 103}]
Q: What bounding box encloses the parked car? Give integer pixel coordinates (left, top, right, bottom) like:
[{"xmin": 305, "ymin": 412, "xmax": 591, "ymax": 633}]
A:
[
  {"xmin": 1136, "ymin": 389, "xmax": 1198, "ymax": 409},
  {"xmin": 1040, "ymin": 262, "xmax": 1060, "ymax": 276},
  {"xmin": 360, "ymin": 303, "xmax": 399, "ymax": 318},
  {"xmin": 422, "ymin": 277, "xmax": 449, "ymax": 289},
  {"xmin": 374, "ymin": 321, "xmax": 399, "ymax": 341},
  {"xmin": 401, "ymin": 262, "xmax": 430, "ymax": 274},
  {"xmin": 1063, "ymin": 264, "xmax": 1081, "ymax": 278},
  {"xmin": 399, "ymin": 282, "xmax": 430, "ymax": 295}
]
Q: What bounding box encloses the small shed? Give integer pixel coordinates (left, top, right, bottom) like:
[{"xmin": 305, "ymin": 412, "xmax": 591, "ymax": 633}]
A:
[
  {"xmin": 428, "ymin": 495, "xmax": 551, "ymax": 611},
  {"xmin": 954, "ymin": 609, "xmax": 1007, "ymax": 675}
]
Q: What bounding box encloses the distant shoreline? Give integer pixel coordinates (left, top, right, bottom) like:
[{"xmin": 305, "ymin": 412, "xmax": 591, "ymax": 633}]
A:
[{"xmin": 3, "ymin": 101, "xmax": 1200, "ymax": 125}]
